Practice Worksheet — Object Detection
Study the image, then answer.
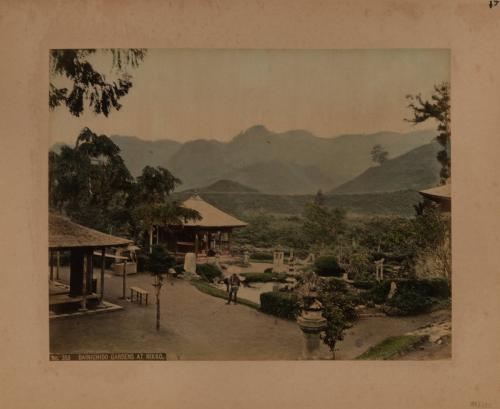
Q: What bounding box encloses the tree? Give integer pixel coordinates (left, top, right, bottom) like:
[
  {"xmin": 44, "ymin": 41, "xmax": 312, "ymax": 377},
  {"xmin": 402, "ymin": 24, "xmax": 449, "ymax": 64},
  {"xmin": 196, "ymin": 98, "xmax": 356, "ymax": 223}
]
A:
[
  {"xmin": 317, "ymin": 279, "xmax": 358, "ymax": 359},
  {"xmin": 302, "ymin": 202, "xmax": 345, "ymax": 250},
  {"xmin": 132, "ymin": 166, "xmax": 200, "ymax": 251},
  {"xmin": 313, "ymin": 189, "xmax": 326, "ymax": 205},
  {"xmin": 406, "ymin": 82, "xmax": 450, "ymax": 183},
  {"xmin": 145, "ymin": 245, "xmax": 175, "ymax": 331},
  {"xmin": 371, "ymin": 144, "xmax": 388, "ymax": 165},
  {"xmin": 50, "ymin": 49, "xmax": 146, "ymax": 117},
  {"xmin": 135, "ymin": 166, "xmax": 181, "ymax": 204},
  {"xmin": 49, "ymin": 128, "xmax": 133, "ymax": 234}
]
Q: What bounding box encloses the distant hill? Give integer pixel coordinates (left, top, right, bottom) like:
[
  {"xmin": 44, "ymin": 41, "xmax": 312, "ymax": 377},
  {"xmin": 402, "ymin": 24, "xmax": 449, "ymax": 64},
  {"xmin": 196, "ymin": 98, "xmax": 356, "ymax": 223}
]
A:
[
  {"xmin": 109, "ymin": 135, "xmax": 181, "ymax": 177},
  {"xmin": 51, "ymin": 125, "xmax": 436, "ymax": 195},
  {"xmin": 185, "ymin": 179, "xmax": 259, "ymax": 193},
  {"xmin": 331, "ymin": 142, "xmax": 441, "ymax": 194},
  {"xmin": 171, "ymin": 190, "xmax": 423, "ymax": 219}
]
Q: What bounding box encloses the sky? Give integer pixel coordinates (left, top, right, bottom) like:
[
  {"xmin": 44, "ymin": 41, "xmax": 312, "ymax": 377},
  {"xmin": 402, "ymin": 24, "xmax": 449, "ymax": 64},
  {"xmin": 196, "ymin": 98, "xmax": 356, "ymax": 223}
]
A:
[{"xmin": 49, "ymin": 49, "xmax": 450, "ymax": 144}]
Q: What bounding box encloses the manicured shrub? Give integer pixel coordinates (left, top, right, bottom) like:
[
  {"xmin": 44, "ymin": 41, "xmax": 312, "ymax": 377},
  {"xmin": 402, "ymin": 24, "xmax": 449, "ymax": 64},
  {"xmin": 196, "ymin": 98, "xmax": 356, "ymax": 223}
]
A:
[
  {"xmin": 360, "ymin": 281, "xmax": 391, "ymax": 304},
  {"xmin": 251, "ymin": 251, "xmax": 273, "ymax": 261},
  {"xmin": 260, "ymin": 291, "xmax": 299, "ymax": 320},
  {"xmin": 241, "ymin": 272, "xmax": 288, "ymax": 283},
  {"xmin": 386, "ymin": 290, "xmax": 434, "ymax": 316},
  {"xmin": 314, "ymin": 255, "xmax": 342, "ymax": 277},
  {"xmin": 196, "ymin": 263, "xmax": 223, "ymax": 282}
]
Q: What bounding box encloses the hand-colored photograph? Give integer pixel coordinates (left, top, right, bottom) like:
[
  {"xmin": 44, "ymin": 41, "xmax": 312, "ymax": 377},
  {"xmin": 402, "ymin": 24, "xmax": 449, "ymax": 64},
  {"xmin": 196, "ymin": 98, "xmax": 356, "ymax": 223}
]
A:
[{"xmin": 48, "ymin": 49, "xmax": 451, "ymax": 360}]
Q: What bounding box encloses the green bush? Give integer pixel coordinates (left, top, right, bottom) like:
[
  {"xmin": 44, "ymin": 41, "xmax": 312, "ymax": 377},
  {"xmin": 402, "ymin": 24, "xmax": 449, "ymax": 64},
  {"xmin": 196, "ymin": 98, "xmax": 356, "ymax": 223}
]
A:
[
  {"xmin": 352, "ymin": 280, "xmax": 377, "ymax": 290},
  {"xmin": 251, "ymin": 251, "xmax": 273, "ymax": 261},
  {"xmin": 384, "ymin": 278, "xmax": 450, "ymax": 316},
  {"xmin": 314, "ymin": 255, "xmax": 342, "ymax": 277},
  {"xmin": 386, "ymin": 291, "xmax": 434, "ymax": 315},
  {"xmin": 360, "ymin": 281, "xmax": 391, "ymax": 304},
  {"xmin": 196, "ymin": 263, "xmax": 223, "ymax": 282},
  {"xmin": 240, "ymin": 272, "xmax": 288, "ymax": 283},
  {"xmin": 260, "ymin": 291, "xmax": 299, "ymax": 320},
  {"xmin": 395, "ymin": 278, "xmax": 450, "ymax": 298}
]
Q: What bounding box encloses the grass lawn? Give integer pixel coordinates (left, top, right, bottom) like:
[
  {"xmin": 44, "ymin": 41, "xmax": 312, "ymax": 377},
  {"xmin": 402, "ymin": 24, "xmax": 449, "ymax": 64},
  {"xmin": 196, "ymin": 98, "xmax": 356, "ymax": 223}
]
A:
[
  {"xmin": 356, "ymin": 334, "xmax": 428, "ymax": 360},
  {"xmin": 190, "ymin": 280, "xmax": 260, "ymax": 310},
  {"xmin": 240, "ymin": 272, "xmax": 289, "ymax": 283}
]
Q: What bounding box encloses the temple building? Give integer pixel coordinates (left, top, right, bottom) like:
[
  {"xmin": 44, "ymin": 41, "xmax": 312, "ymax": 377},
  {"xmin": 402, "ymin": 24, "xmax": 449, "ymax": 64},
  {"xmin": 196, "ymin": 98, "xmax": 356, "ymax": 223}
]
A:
[{"xmin": 153, "ymin": 194, "xmax": 247, "ymax": 257}]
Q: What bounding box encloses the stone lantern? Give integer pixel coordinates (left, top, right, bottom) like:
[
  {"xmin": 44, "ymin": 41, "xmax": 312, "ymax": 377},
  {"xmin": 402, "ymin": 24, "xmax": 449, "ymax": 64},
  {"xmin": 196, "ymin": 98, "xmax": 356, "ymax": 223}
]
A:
[
  {"xmin": 297, "ymin": 299, "xmax": 327, "ymax": 359},
  {"xmin": 296, "ymin": 271, "xmax": 327, "ymax": 359}
]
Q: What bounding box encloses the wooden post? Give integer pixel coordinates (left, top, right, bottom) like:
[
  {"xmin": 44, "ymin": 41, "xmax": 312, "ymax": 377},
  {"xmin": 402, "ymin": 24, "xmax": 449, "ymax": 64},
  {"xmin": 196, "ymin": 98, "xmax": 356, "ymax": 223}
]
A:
[
  {"xmin": 121, "ymin": 259, "xmax": 128, "ymax": 299},
  {"xmin": 149, "ymin": 226, "xmax": 153, "ymax": 253},
  {"xmin": 99, "ymin": 247, "xmax": 105, "ymax": 305},
  {"xmin": 228, "ymin": 231, "xmax": 232, "ymax": 255},
  {"xmin": 194, "ymin": 233, "xmax": 199, "ymax": 256},
  {"xmin": 49, "ymin": 250, "xmax": 54, "ymax": 281},
  {"xmin": 56, "ymin": 251, "xmax": 60, "ymax": 281},
  {"xmin": 79, "ymin": 252, "xmax": 89, "ymax": 311}
]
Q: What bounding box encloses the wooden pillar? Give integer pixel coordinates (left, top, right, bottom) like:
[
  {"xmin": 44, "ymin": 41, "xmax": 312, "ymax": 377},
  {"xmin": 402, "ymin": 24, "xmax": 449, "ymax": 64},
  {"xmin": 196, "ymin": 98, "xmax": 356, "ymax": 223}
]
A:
[
  {"xmin": 228, "ymin": 230, "xmax": 232, "ymax": 254},
  {"xmin": 99, "ymin": 247, "xmax": 105, "ymax": 305},
  {"xmin": 49, "ymin": 250, "xmax": 54, "ymax": 281},
  {"xmin": 121, "ymin": 259, "xmax": 127, "ymax": 299},
  {"xmin": 79, "ymin": 251, "xmax": 91, "ymax": 311},
  {"xmin": 205, "ymin": 232, "xmax": 210, "ymax": 253},
  {"xmin": 194, "ymin": 233, "xmax": 199, "ymax": 256},
  {"xmin": 69, "ymin": 249, "xmax": 84, "ymax": 297},
  {"xmin": 149, "ymin": 226, "xmax": 153, "ymax": 253},
  {"xmin": 56, "ymin": 251, "xmax": 60, "ymax": 281}
]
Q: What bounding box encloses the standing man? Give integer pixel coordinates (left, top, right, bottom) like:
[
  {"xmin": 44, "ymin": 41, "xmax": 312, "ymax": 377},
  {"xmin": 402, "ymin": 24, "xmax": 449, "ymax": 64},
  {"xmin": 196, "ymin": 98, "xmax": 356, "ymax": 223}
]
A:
[{"xmin": 226, "ymin": 273, "xmax": 241, "ymax": 305}]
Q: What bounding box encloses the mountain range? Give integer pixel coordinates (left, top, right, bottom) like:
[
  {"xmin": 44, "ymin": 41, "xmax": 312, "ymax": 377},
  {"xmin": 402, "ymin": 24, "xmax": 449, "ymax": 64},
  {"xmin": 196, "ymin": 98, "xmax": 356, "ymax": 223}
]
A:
[
  {"xmin": 103, "ymin": 125, "xmax": 437, "ymax": 195},
  {"xmin": 331, "ymin": 141, "xmax": 442, "ymax": 194}
]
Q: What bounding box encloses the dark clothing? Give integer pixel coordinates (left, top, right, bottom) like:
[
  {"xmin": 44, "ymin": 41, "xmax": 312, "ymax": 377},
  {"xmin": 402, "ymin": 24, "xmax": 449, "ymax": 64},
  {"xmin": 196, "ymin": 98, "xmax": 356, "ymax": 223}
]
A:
[{"xmin": 226, "ymin": 275, "xmax": 241, "ymax": 304}]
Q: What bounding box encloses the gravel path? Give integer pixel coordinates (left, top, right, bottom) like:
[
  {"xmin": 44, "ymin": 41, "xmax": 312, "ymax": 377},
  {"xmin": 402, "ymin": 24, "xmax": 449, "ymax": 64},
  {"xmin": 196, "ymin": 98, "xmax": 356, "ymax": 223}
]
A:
[{"xmin": 50, "ymin": 267, "xmax": 449, "ymax": 360}]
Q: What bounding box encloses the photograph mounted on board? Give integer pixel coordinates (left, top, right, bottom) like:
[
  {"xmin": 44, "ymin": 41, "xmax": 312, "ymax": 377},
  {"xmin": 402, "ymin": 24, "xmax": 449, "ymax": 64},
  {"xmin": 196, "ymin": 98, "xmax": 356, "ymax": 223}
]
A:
[{"xmin": 48, "ymin": 49, "xmax": 451, "ymax": 361}]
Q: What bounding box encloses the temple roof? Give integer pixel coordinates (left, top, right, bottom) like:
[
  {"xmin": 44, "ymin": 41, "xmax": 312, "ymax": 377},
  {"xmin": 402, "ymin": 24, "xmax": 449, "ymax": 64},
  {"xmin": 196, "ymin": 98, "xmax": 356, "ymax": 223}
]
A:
[
  {"xmin": 49, "ymin": 213, "xmax": 132, "ymax": 249},
  {"xmin": 419, "ymin": 184, "xmax": 451, "ymax": 200},
  {"xmin": 180, "ymin": 195, "xmax": 248, "ymax": 228}
]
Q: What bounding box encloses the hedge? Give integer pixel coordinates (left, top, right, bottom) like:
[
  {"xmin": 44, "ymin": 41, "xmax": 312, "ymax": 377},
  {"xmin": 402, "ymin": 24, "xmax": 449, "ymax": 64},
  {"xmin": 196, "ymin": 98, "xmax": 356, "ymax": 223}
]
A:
[
  {"xmin": 395, "ymin": 278, "xmax": 450, "ymax": 299},
  {"xmin": 260, "ymin": 291, "xmax": 299, "ymax": 320},
  {"xmin": 251, "ymin": 252, "xmax": 273, "ymax": 261}
]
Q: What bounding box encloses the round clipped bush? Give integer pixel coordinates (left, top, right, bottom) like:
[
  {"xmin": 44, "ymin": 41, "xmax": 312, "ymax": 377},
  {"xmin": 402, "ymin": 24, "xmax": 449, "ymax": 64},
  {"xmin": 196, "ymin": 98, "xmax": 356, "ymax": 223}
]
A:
[
  {"xmin": 314, "ymin": 255, "xmax": 342, "ymax": 277},
  {"xmin": 196, "ymin": 263, "xmax": 223, "ymax": 282},
  {"xmin": 260, "ymin": 291, "xmax": 299, "ymax": 320}
]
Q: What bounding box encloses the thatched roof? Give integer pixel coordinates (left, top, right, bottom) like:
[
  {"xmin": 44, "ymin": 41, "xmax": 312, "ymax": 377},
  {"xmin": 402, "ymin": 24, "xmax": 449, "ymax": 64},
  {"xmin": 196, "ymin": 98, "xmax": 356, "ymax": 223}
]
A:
[
  {"xmin": 49, "ymin": 213, "xmax": 132, "ymax": 249},
  {"xmin": 419, "ymin": 184, "xmax": 451, "ymax": 200},
  {"xmin": 180, "ymin": 195, "xmax": 247, "ymax": 228}
]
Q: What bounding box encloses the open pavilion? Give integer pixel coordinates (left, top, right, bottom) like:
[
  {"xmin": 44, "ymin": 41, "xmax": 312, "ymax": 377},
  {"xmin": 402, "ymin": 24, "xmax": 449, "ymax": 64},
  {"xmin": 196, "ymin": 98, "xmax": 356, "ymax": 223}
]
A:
[{"xmin": 49, "ymin": 213, "xmax": 132, "ymax": 314}]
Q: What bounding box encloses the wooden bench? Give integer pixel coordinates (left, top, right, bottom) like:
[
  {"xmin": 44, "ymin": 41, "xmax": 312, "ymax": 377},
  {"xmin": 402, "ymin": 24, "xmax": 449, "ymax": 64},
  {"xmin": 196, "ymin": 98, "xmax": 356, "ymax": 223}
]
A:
[{"xmin": 129, "ymin": 286, "xmax": 149, "ymax": 305}]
